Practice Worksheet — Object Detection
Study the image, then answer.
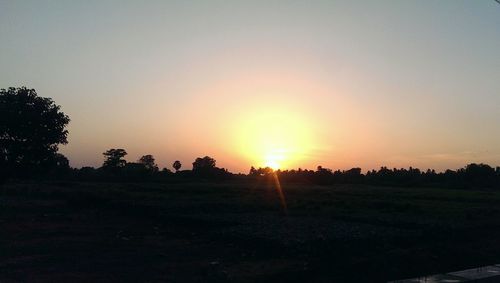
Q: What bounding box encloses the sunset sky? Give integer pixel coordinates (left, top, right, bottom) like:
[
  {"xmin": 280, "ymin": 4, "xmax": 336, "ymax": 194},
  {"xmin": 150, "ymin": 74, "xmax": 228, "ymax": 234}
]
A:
[{"xmin": 1, "ymin": 0, "xmax": 499, "ymax": 173}]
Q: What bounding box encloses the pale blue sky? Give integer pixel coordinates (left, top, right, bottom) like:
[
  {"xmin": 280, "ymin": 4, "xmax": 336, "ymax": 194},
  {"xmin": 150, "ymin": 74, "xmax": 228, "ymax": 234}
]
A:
[{"xmin": 1, "ymin": 0, "xmax": 499, "ymax": 172}]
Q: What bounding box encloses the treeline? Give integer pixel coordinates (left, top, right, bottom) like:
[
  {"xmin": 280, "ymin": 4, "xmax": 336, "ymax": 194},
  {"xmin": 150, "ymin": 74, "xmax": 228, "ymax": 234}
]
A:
[
  {"xmin": 250, "ymin": 164, "xmax": 500, "ymax": 188},
  {"xmin": 47, "ymin": 155, "xmax": 500, "ymax": 189},
  {"xmin": 67, "ymin": 150, "xmax": 232, "ymax": 182}
]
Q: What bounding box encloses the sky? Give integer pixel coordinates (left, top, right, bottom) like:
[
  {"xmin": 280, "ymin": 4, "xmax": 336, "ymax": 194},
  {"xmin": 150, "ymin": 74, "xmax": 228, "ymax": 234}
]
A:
[{"xmin": 1, "ymin": 0, "xmax": 499, "ymax": 173}]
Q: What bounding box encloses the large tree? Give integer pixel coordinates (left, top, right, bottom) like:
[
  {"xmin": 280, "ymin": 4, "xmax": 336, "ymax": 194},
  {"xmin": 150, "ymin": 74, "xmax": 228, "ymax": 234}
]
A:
[{"xmin": 0, "ymin": 87, "xmax": 70, "ymax": 178}]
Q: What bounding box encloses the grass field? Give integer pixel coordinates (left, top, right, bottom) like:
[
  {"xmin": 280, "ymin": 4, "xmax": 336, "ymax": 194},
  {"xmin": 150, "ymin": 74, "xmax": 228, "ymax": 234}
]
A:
[{"xmin": 2, "ymin": 180, "xmax": 500, "ymax": 282}]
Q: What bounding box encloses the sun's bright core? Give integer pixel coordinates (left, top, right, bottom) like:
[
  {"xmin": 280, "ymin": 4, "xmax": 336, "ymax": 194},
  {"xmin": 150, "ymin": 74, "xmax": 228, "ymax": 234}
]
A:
[
  {"xmin": 264, "ymin": 151, "xmax": 285, "ymax": 170},
  {"xmin": 265, "ymin": 159, "xmax": 280, "ymax": 170}
]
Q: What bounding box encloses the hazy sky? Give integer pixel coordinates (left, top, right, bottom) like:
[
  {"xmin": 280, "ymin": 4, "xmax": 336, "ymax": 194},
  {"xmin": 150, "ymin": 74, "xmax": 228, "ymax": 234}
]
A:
[{"xmin": 1, "ymin": 0, "xmax": 499, "ymax": 172}]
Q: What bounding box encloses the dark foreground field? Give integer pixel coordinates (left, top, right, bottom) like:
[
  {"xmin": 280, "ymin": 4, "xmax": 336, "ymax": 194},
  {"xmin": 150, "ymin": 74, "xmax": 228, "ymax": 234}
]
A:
[{"xmin": 2, "ymin": 181, "xmax": 500, "ymax": 282}]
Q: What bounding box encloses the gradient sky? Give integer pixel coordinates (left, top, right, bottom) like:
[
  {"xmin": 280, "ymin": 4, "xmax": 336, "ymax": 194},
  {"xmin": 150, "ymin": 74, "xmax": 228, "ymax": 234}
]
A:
[{"xmin": 1, "ymin": 0, "xmax": 499, "ymax": 172}]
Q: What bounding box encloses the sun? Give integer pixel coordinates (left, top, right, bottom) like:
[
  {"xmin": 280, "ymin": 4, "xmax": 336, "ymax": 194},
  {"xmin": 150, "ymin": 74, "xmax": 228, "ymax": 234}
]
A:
[
  {"xmin": 232, "ymin": 106, "xmax": 314, "ymax": 170},
  {"xmin": 265, "ymin": 159, "xmax": 280, "ymax": 170},
  {"xmin": 264, "ymin": 152, "xmax": 284, "ymax": 170}
]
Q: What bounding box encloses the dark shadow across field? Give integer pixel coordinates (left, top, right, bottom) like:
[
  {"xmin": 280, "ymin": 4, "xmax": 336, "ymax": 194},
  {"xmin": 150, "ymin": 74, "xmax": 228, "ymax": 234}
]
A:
[{"xmin": 2, "ymin": 181, "xmax": 500, "ymax": 282}]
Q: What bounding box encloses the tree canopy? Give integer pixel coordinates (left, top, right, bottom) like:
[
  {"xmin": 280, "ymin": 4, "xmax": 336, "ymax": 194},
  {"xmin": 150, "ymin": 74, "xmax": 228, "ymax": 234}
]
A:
[
  {"xmin": 173, "ymin": 160, "xmax": 182, "ymax": 172},
  {"xmin": 192, "ymin": 156, "xmax": 216, "ymax": 172},
  {"xmin": 0, "ymin": 87, "xmax": 70, "ymax": 178},
  {"xmin": 138, "ymin": 154, "xmax": 159, "ymax": 173},
  {"xmin": 102, "ymin": 149, "xmax": 127, "ymax": 169}
]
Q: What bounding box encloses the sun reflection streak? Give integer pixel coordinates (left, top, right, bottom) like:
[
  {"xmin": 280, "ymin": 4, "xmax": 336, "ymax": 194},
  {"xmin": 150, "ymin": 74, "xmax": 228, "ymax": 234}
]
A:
[{"xmin": 271, "ymin": 171, "xmax": 287, "ymax": 215}]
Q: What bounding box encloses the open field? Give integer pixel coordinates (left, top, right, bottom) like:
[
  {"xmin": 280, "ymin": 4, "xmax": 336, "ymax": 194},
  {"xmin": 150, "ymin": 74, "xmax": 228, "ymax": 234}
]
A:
[{"xmin": 2, "ymin": 181, "xmax": 500, "ymax": 282}]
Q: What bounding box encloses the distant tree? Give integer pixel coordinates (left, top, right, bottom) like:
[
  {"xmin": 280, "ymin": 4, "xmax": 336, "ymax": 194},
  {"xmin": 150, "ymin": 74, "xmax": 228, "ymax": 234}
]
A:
[
  {"xmin": 138, "ymin": 154, "xmax": 158, "ymax": 173},
  {"xmin": 102, "ymin": 149, "xmax": 127, "ymax": 169},
  {"xmin": 173, "ymin": 160, "xmax": 182, "ymax": 172},
  {"xmin": 249, "ymin": 166, "xmax": 273, "ymax": 176},
  {"xmin": 0, "ymin": 87, "xmax": 70, "ymax": 179},
  {"xmin": 464, "ymin": 163, "xmax": 496, "ymax": 186},
  {"xmin": 345, "ymin": 168, "xmax": 363, "ymax": 183},
  {"xmin": 192, "ymin": 156, "xmax": 216, "ymax": 172},
  {"xmin": 259, "ymin": 167, "xmax": 274, "ymax": 176},
  {"xmin": 465, "ymin": 163, "xmax": 494, "ymax": 177},
  {"xmin": 249, "ymin": 166, "xmax": 257, "ymax": 176},
  {"xmin": 314, "ymin": 165, "xmax": 333, "ymax": 184},
  {"xmin": 191, "ymin": 156, "xmax": 230, "ymax": 179},
  {"xmin": 316, "ymin": 166, "xmax": 332, "ymax": 173}
]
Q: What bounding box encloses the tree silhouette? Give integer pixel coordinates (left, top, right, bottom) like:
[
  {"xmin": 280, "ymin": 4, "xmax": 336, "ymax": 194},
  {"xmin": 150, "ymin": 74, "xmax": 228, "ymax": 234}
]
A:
[
  {"xmin": 249, "ymin": 166, "xmax": 257, "ymax": 175},
  {"xmin": 102, "ymin": 149, "xmax": 127, "ymax": 170},
  {"xmin": 249, "ymin": 166, "xmax": 273, "ymax": 176},
  {"xmin": 138, "ymin": 154, "xmax": 158, "ymax": 173},
  {"xmin": 192, "ymin": 156, "xmax": 216, "ymax": 172},
  {"xmin": 173, "ymin": 160, "xmax": 182, "ymax": 172},
  {"xmin": 0, "ymin": 87, "xmax": 70, "ymax": 178},
  {"xmin": 464, "ymin": 163, "xmax": 496, "ymax": 186}
]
